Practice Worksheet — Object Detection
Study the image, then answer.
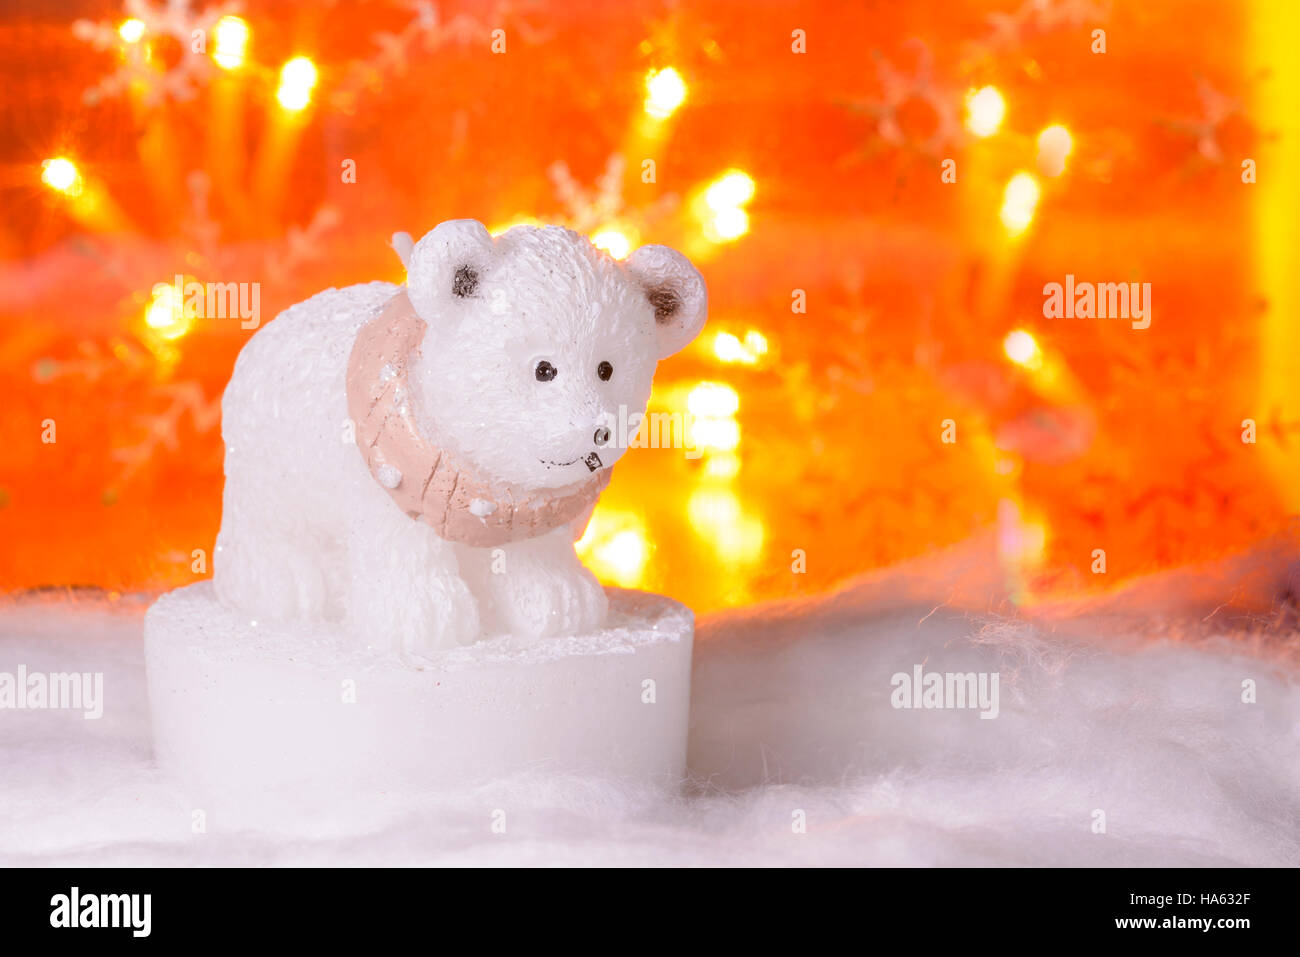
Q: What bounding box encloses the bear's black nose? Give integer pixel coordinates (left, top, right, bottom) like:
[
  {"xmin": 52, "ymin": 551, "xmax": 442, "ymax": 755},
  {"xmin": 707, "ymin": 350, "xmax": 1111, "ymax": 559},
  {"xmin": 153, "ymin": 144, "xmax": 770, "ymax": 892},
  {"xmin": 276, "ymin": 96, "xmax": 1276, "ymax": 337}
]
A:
[{"xmin": 593, "ymin": 427, "xmax": 611, "ymax": 446}]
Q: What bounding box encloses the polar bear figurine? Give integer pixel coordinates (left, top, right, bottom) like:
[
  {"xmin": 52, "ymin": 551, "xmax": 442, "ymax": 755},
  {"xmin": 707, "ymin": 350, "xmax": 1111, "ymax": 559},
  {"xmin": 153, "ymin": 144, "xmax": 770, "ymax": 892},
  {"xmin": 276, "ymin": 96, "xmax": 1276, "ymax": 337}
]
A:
[{"xmin": 213, "ymin": 219, "xmax": 707, "ymax": 658}]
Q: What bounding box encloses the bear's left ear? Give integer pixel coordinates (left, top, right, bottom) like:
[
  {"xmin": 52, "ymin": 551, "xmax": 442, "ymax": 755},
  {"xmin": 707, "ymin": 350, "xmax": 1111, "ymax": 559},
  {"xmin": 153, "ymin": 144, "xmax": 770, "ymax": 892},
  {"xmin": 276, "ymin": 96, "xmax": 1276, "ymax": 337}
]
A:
[
  {"xmin": 405, "ymin": 219, "xmax": 496, "ymax": 321},
  {"xmin": 625, "ymin": 244, "xmax": 708, "ymax": 360}
]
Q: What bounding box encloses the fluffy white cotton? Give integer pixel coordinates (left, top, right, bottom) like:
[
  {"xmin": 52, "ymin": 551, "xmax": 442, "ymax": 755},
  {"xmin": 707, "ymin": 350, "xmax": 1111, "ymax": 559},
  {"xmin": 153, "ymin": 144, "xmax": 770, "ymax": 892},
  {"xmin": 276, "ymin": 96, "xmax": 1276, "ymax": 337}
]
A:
[{"xmin": 2, "ymin": 538, "xmax": 1297, "ymax": 865}]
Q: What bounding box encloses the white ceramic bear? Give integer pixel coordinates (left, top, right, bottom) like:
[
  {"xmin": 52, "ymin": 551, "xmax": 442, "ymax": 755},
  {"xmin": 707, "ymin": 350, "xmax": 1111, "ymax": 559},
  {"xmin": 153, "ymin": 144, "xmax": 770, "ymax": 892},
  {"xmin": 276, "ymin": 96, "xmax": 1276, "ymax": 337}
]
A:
[{"xmin": 213, "ymin": 220, "xmax": 707, "ymax": 658}]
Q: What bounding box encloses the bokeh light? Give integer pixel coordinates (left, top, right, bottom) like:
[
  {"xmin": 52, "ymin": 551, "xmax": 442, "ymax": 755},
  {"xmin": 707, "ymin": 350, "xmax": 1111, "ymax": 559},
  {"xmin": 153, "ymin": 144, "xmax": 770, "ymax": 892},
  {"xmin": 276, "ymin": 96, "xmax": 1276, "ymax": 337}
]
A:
[
  {"xmin": 576, "ymin": 510, "xmax": 650, "ymax": 587},
  {"xmin": 1003, "ymin": 329, "xmax": 1040, "ymax": 367},
  {"xmin": 276, "ymin": 56, "xmax": 318, "ymax": 111},
  {"xmin": 1036, "ymin": 124, "xmax": 1074, "ymax": 177},
  {"xmin": 698, "ymin": 170, "xmax": 755, "ymax": 243},
  {"xmin": 212, "ymin": 16, "xmax": 249, "ymax": 71},
  {"xmin": 644, "ymin": 67, "xmax": 687, "ymax": 119},
  {"xmin": 964, "ymin": 85, "xmax": 1006, "ymax": 137},
  {"xmin": 704, "ymin": 171, "xmax": 756, "ymax": 210},
  {"xmin": 117, "ymin": 19, "xmax": 145, "ymax": 44},
  {"xmin": 687, "ymin": 488, "xmax": 765, "ymax": 564},
  {"xmin": 591, "ymin": 227, "xmax": 634, "ymax": 260},
  {"xmin": 144, "ymin": 283, "xmax": 193, "ymax": 341},
  {"xmin": 713, "ymin": 329, "xmax": 768, "ymax": 365},
  {"xmin": 1000, "ymin": 172, "xmax": 1041, "ymax": 235},
  {"xmin": 41, "ymin": 157, "xmax": 82, "ymax": 196}
]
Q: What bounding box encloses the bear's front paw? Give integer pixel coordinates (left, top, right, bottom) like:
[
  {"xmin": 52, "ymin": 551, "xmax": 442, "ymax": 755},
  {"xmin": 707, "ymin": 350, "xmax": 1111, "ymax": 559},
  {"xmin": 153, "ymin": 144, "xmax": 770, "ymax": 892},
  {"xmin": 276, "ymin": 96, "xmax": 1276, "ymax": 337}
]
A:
[
  {"xmin": 352, "ymin": 572, "xmax": 480, "ymax": 661},
  {"xmin": 494, "ymin": 564, "xmax": 608, "ymax": 640},
  {"xmin": 404, "ymin": 578, "xmax": 482, "ymax": 662}
]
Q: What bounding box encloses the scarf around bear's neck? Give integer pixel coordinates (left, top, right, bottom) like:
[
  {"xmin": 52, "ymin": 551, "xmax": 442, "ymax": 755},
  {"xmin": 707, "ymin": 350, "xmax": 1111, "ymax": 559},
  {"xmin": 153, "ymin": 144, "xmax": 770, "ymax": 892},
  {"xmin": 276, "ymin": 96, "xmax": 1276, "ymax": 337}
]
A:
[{"xmin": 345, "ymin": 290, "xmax": 611, "ymax": 548}]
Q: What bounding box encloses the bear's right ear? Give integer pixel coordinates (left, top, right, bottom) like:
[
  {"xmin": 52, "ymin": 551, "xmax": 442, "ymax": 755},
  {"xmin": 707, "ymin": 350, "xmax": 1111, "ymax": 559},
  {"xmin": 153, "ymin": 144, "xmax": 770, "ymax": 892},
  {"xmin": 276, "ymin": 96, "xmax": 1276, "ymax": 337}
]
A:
[
  {"xmin": 405, "ymin": 219, "xmax": 496, "ymax": 319},
  {"xmin": 625, "ymin": 244, "xmax": 708, "ymax": 360}
]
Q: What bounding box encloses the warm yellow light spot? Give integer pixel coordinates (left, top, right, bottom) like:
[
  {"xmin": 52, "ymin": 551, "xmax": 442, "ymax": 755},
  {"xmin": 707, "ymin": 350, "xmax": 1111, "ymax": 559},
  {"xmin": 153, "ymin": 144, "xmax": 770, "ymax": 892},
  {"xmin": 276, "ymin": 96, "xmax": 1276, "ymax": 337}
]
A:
[
  {"xmin": 688, "ymin": 489, "xmax": 765, "ymax": 563},
  {"xmin": 144, "ymin": 284, "xmax": 193, "ymax": 341},
  {"xmin": 118, "ymin": 19, "xmax": 146, "ymax": 43},
  {"xmin": 212, "ymin": 16, "xmax": 249, "ymax": 70},
  {"xmin": 576, "ymin": 510, "xmax": 650, "ymax": 587},
  {"xmin": 704, "ymin": 171, "xmax": 756, "ymax": 211},
  {"xmin": 1038, "ymin": 124, "xmax": 1073, "ymax": 157},
  {"xmin": 276, "ymin": 56, "xmax": 318, "ymax": 111},
  {"xmin": 145, "ymin": 290, "xmax": 175, "ymax": 329},
  {"xmin": 687, "ymin": 381, "xmax": 741, "ymax": 452},
  {"xmin": 705, "ymin": 206, "xmax": 749, "ymax": 242},
  {"xmin": 591, "ymin": 227, "xmax": 634, "ymax": 260},
  {"xmin": 964, "ymin": 86, "xmax": 1006, "ymax": 137},
  {"xmin": 713, "ymin": 329, "xmax": 768, "ymax": 365},
  {"xmin": 692, "ymin": 417, "xmax": 741, "ymax": 452},
  {"xmin": 1036, "ymin": 124, "xmax": 1074, "ymax": 177},
  {"xmin": 714, "ymin": 331, "xmax": 746, "ymax": 362},
  {"xmin": 596, "ymin": 530, "xmax": 646, "ymax": 585},
  {"xmin": 687, "ymin": 382, "xmax": 740, "ymax": 418},
  {"xmin": 703, "ymin": 452, "xmax": 741, "ymax": 480},
  {"xmin": 697, "ymin": 169, "xmax": 755, "ymax": 243},
  {"xmin": 1003, "ymin": 329, "xmax": 1041, "ymax": 367},
  {"xmin": 644, "ymin": 67, "xmax": 687, "ymax": 119},
  {"xmin": 41, "ymin": 157, "xmax": 83, "ymax": 196},
  {"xmin": 489, "ymin": 216, "xmax": 541, "ymax": 236},
  {"xmin": 1000, "ymin": 172, "xmax": 1040, "ymax": 236},
  {"xmin": 689, "ymin": 487, "xmax": 739, "ymax": 525}
]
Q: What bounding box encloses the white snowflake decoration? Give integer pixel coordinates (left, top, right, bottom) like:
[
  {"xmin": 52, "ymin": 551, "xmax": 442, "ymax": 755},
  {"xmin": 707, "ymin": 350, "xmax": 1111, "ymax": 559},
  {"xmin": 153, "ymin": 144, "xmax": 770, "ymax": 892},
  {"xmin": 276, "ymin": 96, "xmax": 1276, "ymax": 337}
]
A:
[
  {"xmin": 986, "ymin": 0, "xmax": 1113, "ymax": 51},
  {"xmin": 847, "ymin": 41, "xmax": 963, "ymax": 157},
  {"xmin": 332, "ymin": 1, "xmax": 549, "ymax": 110},
  {"xmin": 73, "ymin": 0, "xmax": 242, "ymax": 106},
  {"xmin": 545, "ymin": 155, "xmax": 679, "ymax": 238}
]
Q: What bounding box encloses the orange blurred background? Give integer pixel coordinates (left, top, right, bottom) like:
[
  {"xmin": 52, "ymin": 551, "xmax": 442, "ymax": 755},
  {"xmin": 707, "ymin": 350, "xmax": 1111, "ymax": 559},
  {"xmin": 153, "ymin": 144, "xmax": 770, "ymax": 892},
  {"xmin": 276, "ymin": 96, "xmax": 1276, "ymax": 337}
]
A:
[{"xmin": 1, "ymin": 0, "xmax": 1297, "ymax": 613}]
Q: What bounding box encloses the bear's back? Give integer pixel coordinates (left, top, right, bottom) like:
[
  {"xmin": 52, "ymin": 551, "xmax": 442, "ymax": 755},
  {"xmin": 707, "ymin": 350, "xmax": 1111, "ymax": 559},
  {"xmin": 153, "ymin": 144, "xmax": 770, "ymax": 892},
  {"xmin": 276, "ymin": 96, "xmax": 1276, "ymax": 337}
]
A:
[{"xmin": 221, "ymin": 281, "xmax": 400, "ymax": 500}]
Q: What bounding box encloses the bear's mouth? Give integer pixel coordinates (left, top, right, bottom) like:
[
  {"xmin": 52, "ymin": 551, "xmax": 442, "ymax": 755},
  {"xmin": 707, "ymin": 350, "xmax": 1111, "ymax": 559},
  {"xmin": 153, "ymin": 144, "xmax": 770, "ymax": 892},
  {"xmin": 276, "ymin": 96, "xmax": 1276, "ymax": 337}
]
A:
[{"xmin": 542, "ymin": 452, "xmax": 603, "ymax": 472}]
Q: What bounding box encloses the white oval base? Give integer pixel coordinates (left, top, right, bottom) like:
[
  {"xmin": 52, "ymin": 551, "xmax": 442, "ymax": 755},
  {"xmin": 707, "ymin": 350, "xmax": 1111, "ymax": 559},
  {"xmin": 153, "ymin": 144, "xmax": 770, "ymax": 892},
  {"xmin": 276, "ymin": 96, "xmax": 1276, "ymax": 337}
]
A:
[{"xmin": 144, "ymin": 582, "xmax": 693, "ymax": 829}]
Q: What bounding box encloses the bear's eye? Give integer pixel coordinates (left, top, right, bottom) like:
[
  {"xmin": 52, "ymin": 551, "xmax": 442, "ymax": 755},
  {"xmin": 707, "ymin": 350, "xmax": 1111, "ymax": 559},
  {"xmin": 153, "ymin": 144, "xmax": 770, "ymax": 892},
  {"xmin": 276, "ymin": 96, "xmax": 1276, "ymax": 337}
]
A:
[
  {"xmin": 597, "ymin": 361, "xmax": 613, "ymax": 381},
  {"xmin": 535, "ymin": 360, "xmax": 557, "ymax": 382}
]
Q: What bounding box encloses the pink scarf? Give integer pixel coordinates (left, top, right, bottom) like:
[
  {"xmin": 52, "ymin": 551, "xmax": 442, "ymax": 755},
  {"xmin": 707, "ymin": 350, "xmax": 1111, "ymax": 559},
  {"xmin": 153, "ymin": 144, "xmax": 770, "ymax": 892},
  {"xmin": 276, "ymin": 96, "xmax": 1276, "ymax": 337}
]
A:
[{"xmin": 346, "ymin": 291, "xmax": 610, "ymax": 547}]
